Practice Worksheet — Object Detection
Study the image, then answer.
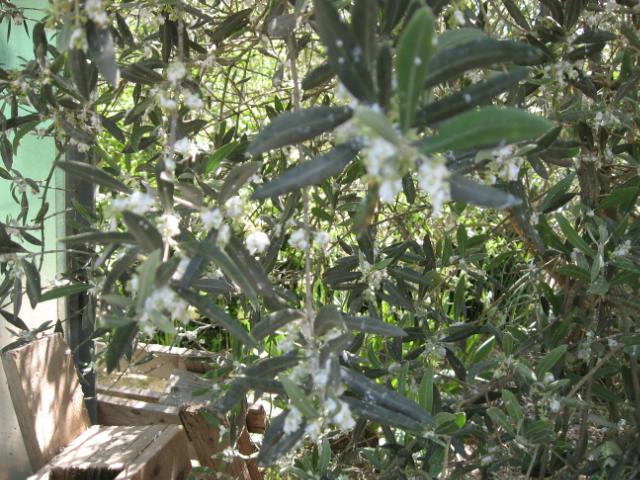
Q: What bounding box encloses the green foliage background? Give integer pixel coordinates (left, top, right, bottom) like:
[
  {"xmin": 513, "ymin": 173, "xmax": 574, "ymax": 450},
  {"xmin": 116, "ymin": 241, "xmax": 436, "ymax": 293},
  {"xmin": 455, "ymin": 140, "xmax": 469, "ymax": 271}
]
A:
[{"xmin": 1, "ymin": 0, "xmax": 640, "ymax": 478}]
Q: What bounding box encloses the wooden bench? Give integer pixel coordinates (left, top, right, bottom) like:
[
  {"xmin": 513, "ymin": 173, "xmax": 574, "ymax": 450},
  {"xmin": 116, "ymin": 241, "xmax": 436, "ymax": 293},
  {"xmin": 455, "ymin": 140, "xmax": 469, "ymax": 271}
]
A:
[
  {"xmin": 95, "ymin": 344, "xmax": 266, "ymax": 480},
  {"xmin": 1, "ymin": 334, "xmax": 191, "ymax": 479}
]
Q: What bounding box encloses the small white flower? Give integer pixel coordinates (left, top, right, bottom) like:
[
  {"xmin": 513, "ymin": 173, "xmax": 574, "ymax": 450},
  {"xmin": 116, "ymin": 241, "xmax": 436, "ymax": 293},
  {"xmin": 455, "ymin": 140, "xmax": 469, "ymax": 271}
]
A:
[
  {"xmin": 418, "ymin": 160, "xmax": 451, "ymax": 215},
  {"xmin": 305, "ymin": 420, "xmax": 322, "ymax": 442},
  {"xmin": 157, "ymin": 213, "xmax": 180, "ymax": 238},
  {"xmin": 217, "ymin": 223, "xmax": 231, "ymax": 247},
  {"xmin": 85, "ymin": 0, "xmax": 108, "ymax": 26},
  {"xmin": 167, "ymin": 61, "xmax": 187, "ymax": 83},
  {"xmin": 283, "ymin": 407, "xmax": 302, "ymax": 434},
  {"xmin": 314, "ymin": 231, "xmax": 331, "ymax": 250},
  {"xmin": 331, "ymin": 400, "xmax": 355, "ymax": 430},
  {"xmin": 612, "ymin": 240, "xmax": 631, "ymax": 258},
  {"xmin": 200, "ymin": 208, "xmax": 223, "ymax": 229},
  {"xmin": 184, "ymin": 91, "xmax": 204, "ymax": 110},
  {"xmin": 453, "ymin": 10, "xmax": 466, "ymax": 25},
  {"xmin": 173, "ymin": 256, "xmax": 191, "ymax": 280},
  {"xmin": 225, "ymin": 196, "xmax": 244, "ymax": 219},
  {"xmin": 379, "ymin": 178, "xmax": 403, "ymax": 204},
  {"xmin": 245, "ymin": 230, "xmax": 270, "ymax": 254},
  {"xmin": 69, "ymin": 28, "xmax": 87, "ymax": 50},
  {"xmin": 173, "ymin": 137, "xmax": 200, "ymax": 159},
  {"xmin": 549, "ymin": 398, "xmax": 561, "ymax": 413},
  {"xmin": 110, "ymin": 190, "xmax": 155, "ymax": 215},
  {"xmin": 290, "ymin": 228, "xmax": 309, "ymax": 250},
  {"xmin": 158, "ymin": 94, "xmax": 178, "ymax": 111}
]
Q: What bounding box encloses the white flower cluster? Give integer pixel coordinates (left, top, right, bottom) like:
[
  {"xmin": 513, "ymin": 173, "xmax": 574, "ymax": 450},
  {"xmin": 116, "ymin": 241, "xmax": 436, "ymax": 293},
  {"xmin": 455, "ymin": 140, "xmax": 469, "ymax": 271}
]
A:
[
  {"xmin": 611, "ymin": 240, "xmax": 631, "ymax": 258},
  {"xmin": 282, "ymin": 358, "xmax": 356, "ymax": 440},
  {"xmin": 85, "ymin": 0, "xmax": 108, "ymax": 26},
  {"xmin": 245, "ymin": 230, "xmax": 270, "ymax": 254},
  {"xmin": 167, "ymin": 61, "xmax": 187, "ymax": 84},
  {"xmin": 138, "ymin": 286, "xmax": 191, "ymax": 336},
  {"xmin": 157, "ymin": 213, "xmax": 180, "ymax": 239},
  {"xmin": 418, "ymin": 159, "xmax": 451, "ymax": 215},
  {"xmin": 110, "ymin": 190, "xmax": 155, "ymax": 215},
  {"xmin": 289, "ymin": 228, "xmax": 331, "ymax": 251},
  {"xmin": 489, "ymin": 145, "xmax": 524, "ymax": 182}
]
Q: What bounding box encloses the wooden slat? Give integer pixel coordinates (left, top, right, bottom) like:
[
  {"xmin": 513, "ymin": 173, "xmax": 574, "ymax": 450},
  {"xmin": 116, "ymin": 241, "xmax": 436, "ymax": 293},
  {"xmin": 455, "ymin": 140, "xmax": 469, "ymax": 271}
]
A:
[
  {"xmin": 179, "ymin": 404, "xmax": 251, "ymax": 480},
  {"xmin": 96, "ymin": 383, "xmax": 164, "ymax": 403},
  {"xmin": 1, "ymin": 334, "xmax": 90, "ymax": 470},
  {"xmin": 158, "ymin": 369, "xmax": 211, "ymax": 407},
  {"xmin": 246, "ymin": 403, "xmax": 267, "ymax": 434},
  {"xmin": 95, "ymin": 342, "xmax": 217, "ymax": 378},
  {"xmin": 115, "ymin": 425, "xmax": 191, "ymax": 480},
  {"xmin": 97, "ymin": 393, "xmax": 181, "ymax": 426}
]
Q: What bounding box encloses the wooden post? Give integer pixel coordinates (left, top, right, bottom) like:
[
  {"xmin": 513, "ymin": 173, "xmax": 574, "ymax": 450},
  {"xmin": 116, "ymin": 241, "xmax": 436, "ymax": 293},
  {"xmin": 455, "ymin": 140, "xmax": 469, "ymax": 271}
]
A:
[{"xmin": 179, "ymin": 404, "xmax": 251, "ymax": 480}]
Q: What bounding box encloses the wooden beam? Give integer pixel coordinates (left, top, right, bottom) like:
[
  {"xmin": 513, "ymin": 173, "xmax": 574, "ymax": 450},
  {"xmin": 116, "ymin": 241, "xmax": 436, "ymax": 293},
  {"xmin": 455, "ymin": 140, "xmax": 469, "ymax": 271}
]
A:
[
  {"xmin": 238, "ymin": 427, "xmax": 263, "ymax": 480},
  {"xmin": 97, "ymin": 393, "xmax": 181, "ymax": 426},
  {"xmin": 1, "ymin": 334, "xmax": 90, "ymax": 470}
]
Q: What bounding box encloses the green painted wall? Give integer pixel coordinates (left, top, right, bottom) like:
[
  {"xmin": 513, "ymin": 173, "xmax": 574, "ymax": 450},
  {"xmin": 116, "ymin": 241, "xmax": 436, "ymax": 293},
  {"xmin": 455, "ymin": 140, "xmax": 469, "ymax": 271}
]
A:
[{"xmin": 0, "ymin": 1, "xmax": 64, "ymax": 477}]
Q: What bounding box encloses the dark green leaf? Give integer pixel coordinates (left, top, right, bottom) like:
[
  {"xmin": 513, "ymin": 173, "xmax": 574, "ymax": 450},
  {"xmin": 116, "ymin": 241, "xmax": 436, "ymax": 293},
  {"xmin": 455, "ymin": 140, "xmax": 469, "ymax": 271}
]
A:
[
  {"xmin": 105, "ymin": 322, "xmax": 138, "ymax": 372},
  {"xmin": 178, "ymin": 288, "xmax": 256, "ymax": 347},
  {"xmin": 415, "ymin": 68, "xmax": 529, "ymax": 127},
  {"xmin": 122, "ymin": 211, "xmax": 163, "ymax": 253},
  {"xmin": 396, "ymin": 6, "xmax": 435, "ymax": 131},
  {"xmin": 254, "ymin": 142, "xmax": 360, "ymax": 199},
  {"xmin": 39, "ymin": 283, "xmax": 91, "ymax": 302},
  {"xmin": 57, "ymin": 160, "xmax": 131, "ymax": 194},
  {"xmin": 424, "ymin": 39, "xmax": 543, "ymax": 88},
  {"xmin": 20, "ymin": 259, "xmax": 41, "ymax": 308},
  {"xmin": 449, "ymin": 174, "xmax": 522, "ymax": 209},
  {"xmin": 312, "ymin": 0, "xmax": 376, "ymax": 103},
  {"xmin": 86, "ymin": 22, "xmax": 120, "ymax": 87},
  {"xmin": 219, "ymin": 161, "xmax": 261, "ymax": 203},
  {"xmin": 247, "ymin": 106, "xmax": 352, "ymax": 156},
  {"xmin": 418, "ymin": 107, "xmax": 554, "ymax": 154}
]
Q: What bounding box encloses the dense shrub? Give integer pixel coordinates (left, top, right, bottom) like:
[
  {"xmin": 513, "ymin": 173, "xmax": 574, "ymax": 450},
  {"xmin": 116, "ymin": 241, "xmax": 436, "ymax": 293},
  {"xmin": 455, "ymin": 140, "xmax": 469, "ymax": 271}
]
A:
[{"xmin": 2, "ymin": 0, "xmax": 640, "ymax": 477}]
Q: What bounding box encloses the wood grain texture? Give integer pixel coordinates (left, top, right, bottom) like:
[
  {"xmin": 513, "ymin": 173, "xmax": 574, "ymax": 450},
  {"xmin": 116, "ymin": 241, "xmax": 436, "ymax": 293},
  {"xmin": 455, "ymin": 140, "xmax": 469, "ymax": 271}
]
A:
[
  {"xmin": 179, "ymin": 404, "xmax": 251, "ymax": 480},
  {"xmin": 97, "ymin": 393, "xmax": 181, "ymax": 426},
  {"xmin": 1, "ymin": 333, "xmax": 90, "ymax": 470},
  {"xmin": 115, "ymin": 425, "xmax": 191, "ymax": 480}
]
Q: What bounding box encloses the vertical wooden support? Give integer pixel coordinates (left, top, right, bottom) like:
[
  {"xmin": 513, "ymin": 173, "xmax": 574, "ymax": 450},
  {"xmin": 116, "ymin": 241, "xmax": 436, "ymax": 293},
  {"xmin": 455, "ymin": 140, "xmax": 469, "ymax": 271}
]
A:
[
  {"xmin": 0, "ymin": 334, "xmax": 91, "ymax": 470},
  {"xmin": 179, "ymin": 404, "xmax": 251, "ymax": 480}
]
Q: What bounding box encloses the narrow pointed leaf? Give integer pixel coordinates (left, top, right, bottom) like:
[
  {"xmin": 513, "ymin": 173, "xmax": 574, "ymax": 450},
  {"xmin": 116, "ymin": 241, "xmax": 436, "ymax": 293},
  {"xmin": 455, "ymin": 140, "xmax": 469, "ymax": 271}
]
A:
[
  {"xmin": 449, "ymin": 174, "xmax": 522, "ymax": 209},
  {"xmin": 415, "ymin": 68, "xmax": 529, "ymax": 127},
  {"xmin": 247, "ymin": 106, "xmax": 352, "ymax": 156},
  {"xmin": 396, "ymin": 6, "xmax": 435, "ymax": 131},
  {"xmin": 255, "ymin": 142, "xmax": 360, "ymax": 199},
  {"xmin": 343, "ymin": 315, "xmax": 407, "ymax": 337},
  {"xmin": 418, "ymin": 107, "xmax": 554, "ymax": 154},
  {"xmin": 122, "ymin": 211, "xmax": 163, "ymax": 253},
  {"xmin": 312, "ymin": 0, "xmax": 376, "ymax": 103},
  {"xmin": 178, "ymin": 288, "xmax": 256, "ymax": 347},
  {"xmin": 57, "ymin": 160, "xmax": 131, "ymax": 194},
  {"xmin": 425, "ymin": 39, "xmax": 543, "ymax": 88}
]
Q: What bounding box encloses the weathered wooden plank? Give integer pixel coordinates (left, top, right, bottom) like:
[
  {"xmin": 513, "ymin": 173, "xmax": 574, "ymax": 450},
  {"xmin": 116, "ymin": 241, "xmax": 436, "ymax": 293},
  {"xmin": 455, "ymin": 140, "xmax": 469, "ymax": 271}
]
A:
[
  {"xmin": 1, "ymin": 333, "xmax": 90, "ymax": 470},
  {"xmin": 96, "ymin": 382, "xmax": 164, "ymax": 403},
  {"xmin": 246, "ymin": 403, "xmax": 267, "ymax": 434},
  {"xmin": 115, "ymin": 425, "xmax": 191, "ymax": 480},
  {"xmin": 97, "ymin": 393, "xmax": 181, "ymax": 426},
  {"xmin": 179, "ymin": 404, "xmax": 251, "ymax": 480},
  {"xmin": 158, "ymin": 369, "xmax": 212, "ymax": 407},
  {"xmin": 96, "ymin": 341, "xmax": 218, "ymax": 378}
]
